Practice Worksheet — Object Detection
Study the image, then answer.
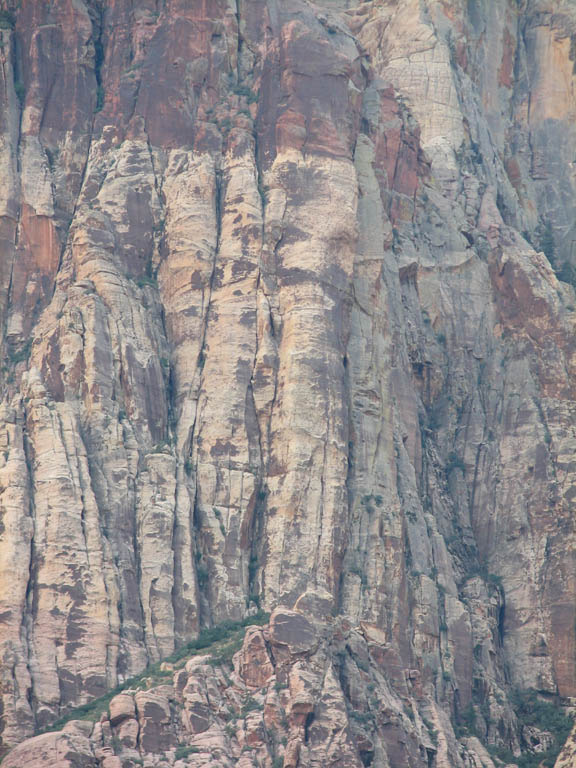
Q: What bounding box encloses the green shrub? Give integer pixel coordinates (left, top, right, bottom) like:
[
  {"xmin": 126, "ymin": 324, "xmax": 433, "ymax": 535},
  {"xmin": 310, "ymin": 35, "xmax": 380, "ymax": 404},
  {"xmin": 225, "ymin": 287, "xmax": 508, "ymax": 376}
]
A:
[
  {"xmin": 361, "ymin": 494, "xmax": 383, "ymax": 513},
  {"xmin": 427, "ymin": 403, "xmax": 443, "ymax": 431},
  {"xmin": 350, "ymin": 709, "xmax": 374, "ymax": 726},
  {"xmin": 556, "ymin": 261, "xmax": 576, "ymax": 290},
  {"xmin": 231, "ymin": 83, "xmax": 252, "ymax": 98},
  {"xmin": 175, "ymin": 745, "xmax": 200, "ymax": 759},
  {"xmin": 241, "ymin": 696, "xmax": 262, "ymax": 717},
  {"xmin": 484, "ymin": 691, "xmax": 573, "ymax": 768},
  {"xmin": 540, "ymin": 220, "xmax": 555, "ymax": 265},
  {"xmin": 136, "ymin": 275, "xmax": 157, "ymax": 288},
  {"xmin": 0, "ymin": 10, "xmax": 15, "ymax": 28},
  {"xmin": 446, "ymin": 452, "xmax": 466, "ymax": 474},
  {"xmin": 196, "ymin": 565, "xmax": 209, "ymax": 589},
  {"xmin": 512, "ymin": 689, "xmax": 573, "ymax": 742},
  {"xmin": 8, "ymin": 340, "xmax": 31, "ymax": 365},
  {"xmin": 95, "ymin": 85, "xmax": 105, "ymax": 112},
  {"xmin": 229, "ymin": 82, "xmax": 259, "ymax": 104},
  {"xmin": 455, "ymin": 703, "xmax": 477, "ymax": 737},
  {"xmin": 539, "ymin": 219, "xmax": 576, "ymax": 293},
  {"xmin": 248, "ymin": 554, "xmax": 259, "ymax": 582},
  {"xmin": 487, "ymin": 744, "xmax": 515, "ymax": 763}
]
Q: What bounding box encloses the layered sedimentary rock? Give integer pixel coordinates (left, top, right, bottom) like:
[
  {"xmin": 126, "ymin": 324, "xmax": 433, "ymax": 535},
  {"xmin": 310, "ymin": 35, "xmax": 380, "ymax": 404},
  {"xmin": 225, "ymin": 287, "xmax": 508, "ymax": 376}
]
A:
[{"xmin": 1, "ymin": 0, "xmax": 576, "ymax": 765}]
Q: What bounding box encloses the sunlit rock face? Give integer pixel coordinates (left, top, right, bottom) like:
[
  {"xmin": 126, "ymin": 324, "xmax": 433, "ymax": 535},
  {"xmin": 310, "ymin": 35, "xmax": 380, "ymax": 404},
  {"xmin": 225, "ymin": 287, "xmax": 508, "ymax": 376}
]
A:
[{"xmin": 1, "ymin": 0, "xmax": 576, "ymax": 764}]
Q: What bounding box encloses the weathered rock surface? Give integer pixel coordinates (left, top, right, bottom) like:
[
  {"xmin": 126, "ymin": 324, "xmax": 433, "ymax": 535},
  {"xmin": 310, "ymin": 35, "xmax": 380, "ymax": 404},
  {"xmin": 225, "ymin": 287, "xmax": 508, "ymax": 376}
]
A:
[
  {"xmin": 0, "ymin": 610, "xmax": 507, "ymax": 768},
  {"xmin": 1, "ymin": 0, "xmax": 576, "ymax": 765}
]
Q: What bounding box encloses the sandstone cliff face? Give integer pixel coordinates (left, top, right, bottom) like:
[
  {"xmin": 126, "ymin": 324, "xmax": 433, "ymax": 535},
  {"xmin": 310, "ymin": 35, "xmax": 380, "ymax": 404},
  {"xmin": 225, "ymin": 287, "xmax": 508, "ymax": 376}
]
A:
[{"xmin": 1, "ymin": 0, "xmax": 576, "ymax": 765}]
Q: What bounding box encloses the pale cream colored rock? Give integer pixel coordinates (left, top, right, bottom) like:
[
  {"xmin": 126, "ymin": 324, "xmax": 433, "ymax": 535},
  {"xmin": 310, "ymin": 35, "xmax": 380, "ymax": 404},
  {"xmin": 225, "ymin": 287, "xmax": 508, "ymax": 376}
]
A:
[
  {"xmin": 2, "ymin": 730, "xmax": 96, "ymax": 768},
  {"xmin": 101, "ymin": 757, "xmax": 123, "ymax": 768},
  {"xmin": 109, "ymin": 693, "xmax": 136, "ymax": 726}
]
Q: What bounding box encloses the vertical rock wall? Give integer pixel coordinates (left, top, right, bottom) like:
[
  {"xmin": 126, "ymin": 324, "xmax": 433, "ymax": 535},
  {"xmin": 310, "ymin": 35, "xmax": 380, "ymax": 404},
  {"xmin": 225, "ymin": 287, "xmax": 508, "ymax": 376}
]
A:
[{"xmin": 0, "ymin": 0, "xmax": 575, "ymax": 763}]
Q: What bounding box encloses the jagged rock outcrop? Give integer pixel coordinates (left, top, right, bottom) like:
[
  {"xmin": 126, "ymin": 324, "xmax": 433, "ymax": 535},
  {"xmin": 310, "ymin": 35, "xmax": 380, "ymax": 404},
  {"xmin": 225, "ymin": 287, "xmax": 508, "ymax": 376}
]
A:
[
  {"xmin": 0, "ymin": 608, "xmax": 496, "ymax": 768},
  {"xmin": 1, "ymin": 0, "xmax": 576, "ymax": 765}
]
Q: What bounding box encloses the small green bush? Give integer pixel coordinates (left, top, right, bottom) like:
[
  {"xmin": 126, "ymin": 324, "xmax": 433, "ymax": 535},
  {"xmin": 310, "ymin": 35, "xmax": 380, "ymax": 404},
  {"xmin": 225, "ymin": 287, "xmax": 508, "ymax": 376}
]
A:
[
  {"xmin": 257, "ymin": 180, "xmax": 267, "ymax": 205},
  {"xmin": 196, "ymin": 565, "xmax": 209, "ymax": 589},
  {"xmin": 175, "ymin": 745, "xmax": 200, "ymax": 759},
  {"xmin": 0, "ymin": 10, "xmax": 15, "ymax": 29},
  {"xmin": 540, "ymin": 220, "xmax": 555, "ymax": 265},
  {"xmin": 427, "ymin": 403, "xmax": 443, "ymax": 431},
  {"xmin": 230, "ymin": 82, "xmax": 258, "ymax": 103},
  {"xmin": 487, "ymin": 744, "xmax": 515, "ymax": 763},
  {"xmin": 8, "ymin": 340, "xmax": 31, "ymax": 365},
  {"xmin": 137, "ymin": 275, "xmax": 157, "ymax": 288},
  {"xmin": 95, "ymin": 85, "xmax": 105, "ymax": 112},
  {"xmin": 248, "ymin": 554, "xmax": 259, "ymax": 582},
  {"xmin": 241, "ymin": 696, "xmax": 262, "ymax": 716},
  {"xmin": 350, "ymin": 709, "xmax": 374, "ymax": 726},
  {"xmin": 556, "ymin": 261, "xmax": 576, "ymax": 290},
  {"xmin": 446, "ymin": 452, "xmax": 466, "ymax": 474},
  {"xmin": 455, "ymin": 703, "xmax": 477, "ymax": 737}
]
